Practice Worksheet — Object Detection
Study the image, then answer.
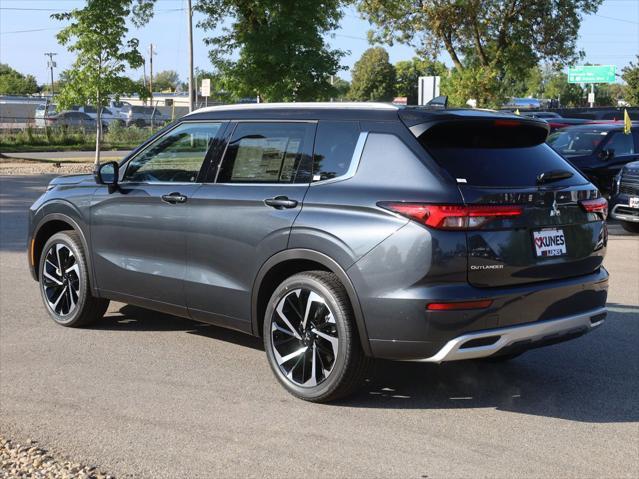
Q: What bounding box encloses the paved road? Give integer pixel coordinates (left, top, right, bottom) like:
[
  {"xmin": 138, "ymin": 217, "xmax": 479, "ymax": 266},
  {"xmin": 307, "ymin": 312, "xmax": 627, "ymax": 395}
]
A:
[{"xmin": 1, "ymin": 175, "xmax": 638, "ymax": 479}]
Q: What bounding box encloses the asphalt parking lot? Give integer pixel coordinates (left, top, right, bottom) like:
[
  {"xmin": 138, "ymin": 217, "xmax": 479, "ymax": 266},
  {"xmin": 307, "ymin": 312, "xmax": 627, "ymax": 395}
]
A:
[{"xmin": 1, "ymin": 174, "xmax": 638, "ymax": 478}]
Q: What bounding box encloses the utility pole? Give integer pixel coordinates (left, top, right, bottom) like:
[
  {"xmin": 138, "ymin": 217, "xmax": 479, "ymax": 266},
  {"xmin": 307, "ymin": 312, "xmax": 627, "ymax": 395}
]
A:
[
  {"xmin": 148, "ymin": 44, "xmax": 156, "ymax": 103},
  {"xmin": 187, "ymin": 0, "xmax": 195, "ymax": 112},
  {"xmin": 142, "ymin": 58, "xmax": 147, "ymax": 90},
  {"xmin": 44, "ymin": 52, "xmax": 57, "ymax": 97}
]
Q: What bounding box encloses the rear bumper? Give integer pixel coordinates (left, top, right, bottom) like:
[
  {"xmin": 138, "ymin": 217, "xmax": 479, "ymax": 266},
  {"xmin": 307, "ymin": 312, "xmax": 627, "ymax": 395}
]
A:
[{"xmin": 414, "ymin": 307, "xmax": 606, "ymax": 362}]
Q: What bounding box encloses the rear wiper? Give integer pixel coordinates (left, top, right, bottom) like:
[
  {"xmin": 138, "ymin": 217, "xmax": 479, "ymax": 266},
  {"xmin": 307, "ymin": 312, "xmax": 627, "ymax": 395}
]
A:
[{"xmin": 536, "ymin": 169, "xmax": 573, "ymax": 185}]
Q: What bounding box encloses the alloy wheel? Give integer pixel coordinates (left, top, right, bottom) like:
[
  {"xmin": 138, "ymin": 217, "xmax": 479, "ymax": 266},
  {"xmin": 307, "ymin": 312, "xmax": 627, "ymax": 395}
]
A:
[
  {"xmin": 41, "ymin": 243, "xmax": 81, "ymax": 317},
  {"xmin": 270, "ymin": 288, "xmax": 339, "ymax": 387}
]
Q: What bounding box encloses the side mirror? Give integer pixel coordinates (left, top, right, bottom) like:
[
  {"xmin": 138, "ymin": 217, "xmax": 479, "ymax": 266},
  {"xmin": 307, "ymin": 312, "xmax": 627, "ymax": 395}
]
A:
[{"xmin": 94, "ymin": 161, "xmax": 119, "ymax": 190}]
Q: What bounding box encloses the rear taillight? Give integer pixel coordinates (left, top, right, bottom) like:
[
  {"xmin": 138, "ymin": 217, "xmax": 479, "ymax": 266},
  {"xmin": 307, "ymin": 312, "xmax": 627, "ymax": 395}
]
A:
[
  {"xmin": 579, "ymin": 197, "xmax": 608, "ymax": 219},
  {"xmin": 379, "ymin": 203, "xmax": 523, "ymax": 230},
  {"xmin": 427, "ymin": 300, "xmax": 493, "ymax": 311}
]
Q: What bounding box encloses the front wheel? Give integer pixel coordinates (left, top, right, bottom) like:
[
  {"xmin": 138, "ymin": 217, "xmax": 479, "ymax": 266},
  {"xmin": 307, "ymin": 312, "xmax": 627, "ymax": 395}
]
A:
[
  {"xmin": 621, "ymin": 221, "xmax": 639, "ymax": 234},
  {"xmin": 39, "ymin": 231, "xmax": 109, "ymax": 327},
  {"xmin": 263, "ymin": 271, "xmax": 370, "ymax": 402}
]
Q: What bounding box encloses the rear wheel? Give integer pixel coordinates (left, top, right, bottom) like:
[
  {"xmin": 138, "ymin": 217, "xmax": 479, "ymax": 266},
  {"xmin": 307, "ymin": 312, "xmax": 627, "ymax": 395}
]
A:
[
  {"xmin": 621, "ymin": 221, "xmax": 639, "ymax": 234},
  {"xmin": 263, "ymin": 271, "xmax": 370, "ymax": 402},
  {"xmin": 39, "ymin": 231, "xmax": 109, "ymax": 327}
]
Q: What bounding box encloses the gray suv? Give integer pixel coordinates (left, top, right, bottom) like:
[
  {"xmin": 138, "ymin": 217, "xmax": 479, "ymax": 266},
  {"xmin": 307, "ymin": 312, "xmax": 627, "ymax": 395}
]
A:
[{"xmin": 28, "ymin": 103, "xmax": 609, "ymax": 402}]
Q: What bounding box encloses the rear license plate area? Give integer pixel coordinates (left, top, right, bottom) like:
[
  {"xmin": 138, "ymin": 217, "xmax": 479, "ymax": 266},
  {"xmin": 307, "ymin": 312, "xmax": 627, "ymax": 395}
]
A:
[{"xmin": 532, "ymin": 228, "xmax": 567, "ymax": 257}]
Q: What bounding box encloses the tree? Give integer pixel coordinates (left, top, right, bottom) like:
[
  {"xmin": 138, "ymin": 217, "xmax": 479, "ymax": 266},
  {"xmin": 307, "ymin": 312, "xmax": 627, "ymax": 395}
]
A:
[
  {"xmin": 394, "ymin": 57, "xmax": 447, "ymax": 103},
  {"xmin": 349, "ymin": 47, "xmax": 396, "ymax": 101},
  {"xmin": 332, "ymin": 77, "xmax": 351, "ymax": 100},
  {"xmin": 197, "ymin": 0, "xmax": 346, "ymax": 102},
  {"xmin": 357, "ymin": 0, "xmax": 603, "ymax": 106},
  {"xmin": 152, "ymin": 70, "xmax": 180, "ymax": 92},
  {"xmin": 544, "ymin": 72, "xmax": 584, "ymax": 107},
  {"xmin": 52, "ymin": 0, "xmax": 152, "ymax": 166},
  {"xmin": 0, "ymin": 64, "xmax": 38, "ymax": 95},
  {"xmin": 622, "ymin": 56, "xmax": 639, "ymax": 106}
]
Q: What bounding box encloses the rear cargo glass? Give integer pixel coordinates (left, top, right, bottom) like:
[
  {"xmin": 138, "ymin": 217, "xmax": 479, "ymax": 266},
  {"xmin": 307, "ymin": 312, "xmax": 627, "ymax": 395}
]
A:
[{"xmin": 419, "ymin": 122, "xmax": 587, "ymax": 187}]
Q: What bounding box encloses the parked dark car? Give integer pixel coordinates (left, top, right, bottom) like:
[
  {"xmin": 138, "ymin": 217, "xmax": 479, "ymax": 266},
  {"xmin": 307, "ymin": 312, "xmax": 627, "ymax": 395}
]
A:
[
  {"xmin": 610, "ymin": 160, "xmax": 639, "ymax": 233},
  {"xmin": 46, "ymin": 111, "xmax": 97, "ymax": 130},
  {"xmin": 547, "ymin": 123, "xmax": 639, "ymax": 194},
  {"xmin": 28, "ymin": 103, "xmax": 609, "ymax": 402},
  {"xmin": 545, "ymin": 117, "xmax": 595, "ymax": 133},
  {"xmin": 119, "ymin": 105, "xmax": 165, "ymax": 127},
  {"xmin": 519, "ymin": 111, "xmax": 562, "ymax": 119}
]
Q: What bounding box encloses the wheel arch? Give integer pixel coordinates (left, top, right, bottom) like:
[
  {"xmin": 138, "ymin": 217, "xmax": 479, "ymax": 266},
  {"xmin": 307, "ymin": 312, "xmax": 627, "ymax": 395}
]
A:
[
  {"xmin": 31, "ymin": 213, "xmax": 97, "ymax": 295},
  {"xmin": 251, "ymin": 249, "xmax": 372, "ymax": 356}
]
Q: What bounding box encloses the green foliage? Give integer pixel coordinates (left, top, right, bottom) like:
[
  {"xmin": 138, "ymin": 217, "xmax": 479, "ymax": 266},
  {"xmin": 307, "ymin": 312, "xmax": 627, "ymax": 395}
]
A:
[
  {"xmin": 357, "ymin": 0, "xmax": 603, "ymax": 106},
  {"xmin": 0, "ymin": 64, "xmax": 39, "ymax": 95},
  {"xmin": 152, "ymin": 70, "xmax": 181, "ymax": 92},
  {"xmin": 544, "ymin": 72, "xmax": 584, "ymax": 107},
  {"xmin": 53, "ymin": 0, "xmax": 148, "ymax": 110},
  {"xmin": 349, "ymin": 47, "xmax": 396, "ymax": 101},
  {"xmin": 52, "ymin": 0, "xmax": 152, "ymax": 163},
  {"xmin": 197, "ymin": 0, "xmax": 346, "ymax": 101},
  {"xmin": 622, "ymin": 56, "xmax": 639, "ymax": 106},
  {"xmin": 440, "ymin": 66, "xmax": 503, "ymax": 108},
  {"xmin": 332, "ymin": 77, "xmax": 351, "ymax": 100},
  {"xmin": 0, "ymin": 125, "xmax": 153, "ymax": 150},
  {"xmin": 394, "ymin": 57, "xmax": 447, "ymax": 103}
]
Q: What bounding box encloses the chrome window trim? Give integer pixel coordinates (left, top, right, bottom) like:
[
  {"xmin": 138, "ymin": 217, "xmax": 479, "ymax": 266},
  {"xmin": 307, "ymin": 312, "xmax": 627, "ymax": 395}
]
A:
[
  {"xmin": 310, "ymin": 131, "xmax": 369, "ymax": 186},
  {"xmin": 120, "ymin": 119, "xmax": 225, "ymax": 185}
]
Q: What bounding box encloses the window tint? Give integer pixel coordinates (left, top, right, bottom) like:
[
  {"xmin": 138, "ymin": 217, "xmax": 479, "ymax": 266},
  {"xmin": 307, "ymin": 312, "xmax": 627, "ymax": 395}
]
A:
[
  {"xmin": 547, "ymin": 128, "xmax": 607, "ymax": 157},
  {"xmin": 312, "ymin": 121, "xmax": 360, "ymax": 181},
  {"xmin": 425, "ymin": 143, "xmax": 587, "ymax": 187},
  {"xmin": 217, "ymin": 122, "xmax": 314, "ymax": 183},
  {"xmin": 83, "ymin": 106, "xmax": 96, "ymax": 113},
  {"xmin": 124, "ymin": 122, "xmax": 221, "ymax": 183},
  {"xmin": 604, "ymin": 132, "xmax": 634, "ymax": 156}
]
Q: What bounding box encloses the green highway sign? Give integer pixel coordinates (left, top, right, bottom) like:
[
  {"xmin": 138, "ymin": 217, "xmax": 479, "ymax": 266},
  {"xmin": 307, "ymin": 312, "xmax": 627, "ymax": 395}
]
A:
[{"xmin": 568, "ymin": 65, "xmax": 616, "ymax": 84}]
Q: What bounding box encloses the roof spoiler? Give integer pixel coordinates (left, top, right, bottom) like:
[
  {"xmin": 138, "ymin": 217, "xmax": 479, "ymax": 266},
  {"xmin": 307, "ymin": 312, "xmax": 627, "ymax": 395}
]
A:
[{"xmin": 425, "ymin": 95, "xmax": 448, "ymax": 109}]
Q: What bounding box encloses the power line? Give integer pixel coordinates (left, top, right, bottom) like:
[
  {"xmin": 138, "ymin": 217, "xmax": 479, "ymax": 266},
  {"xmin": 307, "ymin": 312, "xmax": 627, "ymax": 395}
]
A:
[
  {"xmin": 593, "ymin": 13, "xmax": 639, "ymax": 25},
  {"xmin": 0, "ymin": 27, "xmax": 62, "ymax": 35}
]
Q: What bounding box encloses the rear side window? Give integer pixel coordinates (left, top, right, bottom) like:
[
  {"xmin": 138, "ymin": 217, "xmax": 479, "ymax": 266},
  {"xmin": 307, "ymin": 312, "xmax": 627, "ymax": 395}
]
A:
[
  {"xmin": 312, "ymin": 121, "xmax": 360, "ymax": 181},
  {"xmin": 604, "ymin": 132, "xmax": 634, "ymax": 156},
  {"xmin": 217, "ymin": 122, "xmax": 315, "ymax": 183},
  {"xmin": 420, "ymin": 121, "xmax": 586, "ymax": 187}
]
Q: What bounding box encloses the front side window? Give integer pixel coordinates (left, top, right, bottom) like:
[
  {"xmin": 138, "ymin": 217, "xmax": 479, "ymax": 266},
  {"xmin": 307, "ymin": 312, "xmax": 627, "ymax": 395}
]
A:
[
  {"xmin": 217, "ymin": 122, "xmax": 314, "ymax": 183},
  {"xmin": 124, "ymin": 122, "xmax": 222, "ymax": 183},
  {"xmin": 312, "ymin": 121, "xmax": 360, "ymax": 181}
]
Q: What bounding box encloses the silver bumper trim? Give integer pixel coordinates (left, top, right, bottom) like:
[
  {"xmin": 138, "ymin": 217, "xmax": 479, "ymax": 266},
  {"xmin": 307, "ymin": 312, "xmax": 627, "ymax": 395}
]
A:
[
  {"xmin": 610, "ymin": 204, "xmax": 639, "ymax": 223},
  {"xmin": 417, "ymin": 307, "xmax": 606, "ymax": 363}
]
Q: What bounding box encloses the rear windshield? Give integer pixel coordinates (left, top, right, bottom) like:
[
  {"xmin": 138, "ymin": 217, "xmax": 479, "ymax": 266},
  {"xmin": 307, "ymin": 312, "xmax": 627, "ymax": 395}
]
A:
[{"xmin": 420, "ymin": 122, "xmax": 586, "ymax": 187}]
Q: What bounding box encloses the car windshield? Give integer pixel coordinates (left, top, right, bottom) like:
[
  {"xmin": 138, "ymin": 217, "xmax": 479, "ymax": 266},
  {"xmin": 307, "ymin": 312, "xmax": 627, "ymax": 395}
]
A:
[{"xmin": 547, "ymin": 128, "xmax": 608, "ymax": 157}]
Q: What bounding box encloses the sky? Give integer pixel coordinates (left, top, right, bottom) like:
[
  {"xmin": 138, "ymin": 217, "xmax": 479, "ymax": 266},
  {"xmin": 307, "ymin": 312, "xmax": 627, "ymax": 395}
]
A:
[{"xmin": 1, "ymin": 0, "xmax": 638, "ymax": 87}]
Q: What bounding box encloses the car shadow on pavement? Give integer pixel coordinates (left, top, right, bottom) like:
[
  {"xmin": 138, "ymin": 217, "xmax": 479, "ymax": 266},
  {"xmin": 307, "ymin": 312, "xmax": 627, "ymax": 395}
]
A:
[
  {"xmin": 89, "ymin": 303, "xmax": 639, "ymax": 423},
  {"xmin": 340, "ymin": 305, "xmax": 639, "ymax": 423},
  {"xmin": 92, "ymin": 304, "xmax": 263, "ymax": 351}
]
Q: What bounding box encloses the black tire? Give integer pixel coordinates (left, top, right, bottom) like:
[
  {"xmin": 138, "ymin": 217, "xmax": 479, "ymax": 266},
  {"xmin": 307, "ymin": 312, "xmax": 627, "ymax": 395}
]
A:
[
  {"xmin": 263, "ymin": 271, "xmax": 371, "ymax": 402},
  {"xmin": 621, "ymin": 221, "xmax": 639, "ymax": 234},
  {"xmin": 39, "ymin": 231, "xmax": 109, "ymax": 327}
]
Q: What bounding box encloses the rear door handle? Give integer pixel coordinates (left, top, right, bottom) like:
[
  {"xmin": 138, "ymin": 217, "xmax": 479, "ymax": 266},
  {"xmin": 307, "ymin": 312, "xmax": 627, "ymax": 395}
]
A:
[
  {"xmin": 161, "ymin": 192, "xmax": 188, "ymax": 204},
  {"xmin": 264, "ymin": 196, "xmax": 298, "ymax": 209}
]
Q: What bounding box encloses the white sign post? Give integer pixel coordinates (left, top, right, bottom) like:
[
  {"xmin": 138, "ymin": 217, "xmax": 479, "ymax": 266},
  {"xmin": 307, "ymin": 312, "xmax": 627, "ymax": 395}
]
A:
[
  {"xmin": 200, "ymin": 78, "xmax": 211, "ymax": 107},
  {"xmin": 418, "ymin": 76, "xmax": 441, "ymax": 106}
]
